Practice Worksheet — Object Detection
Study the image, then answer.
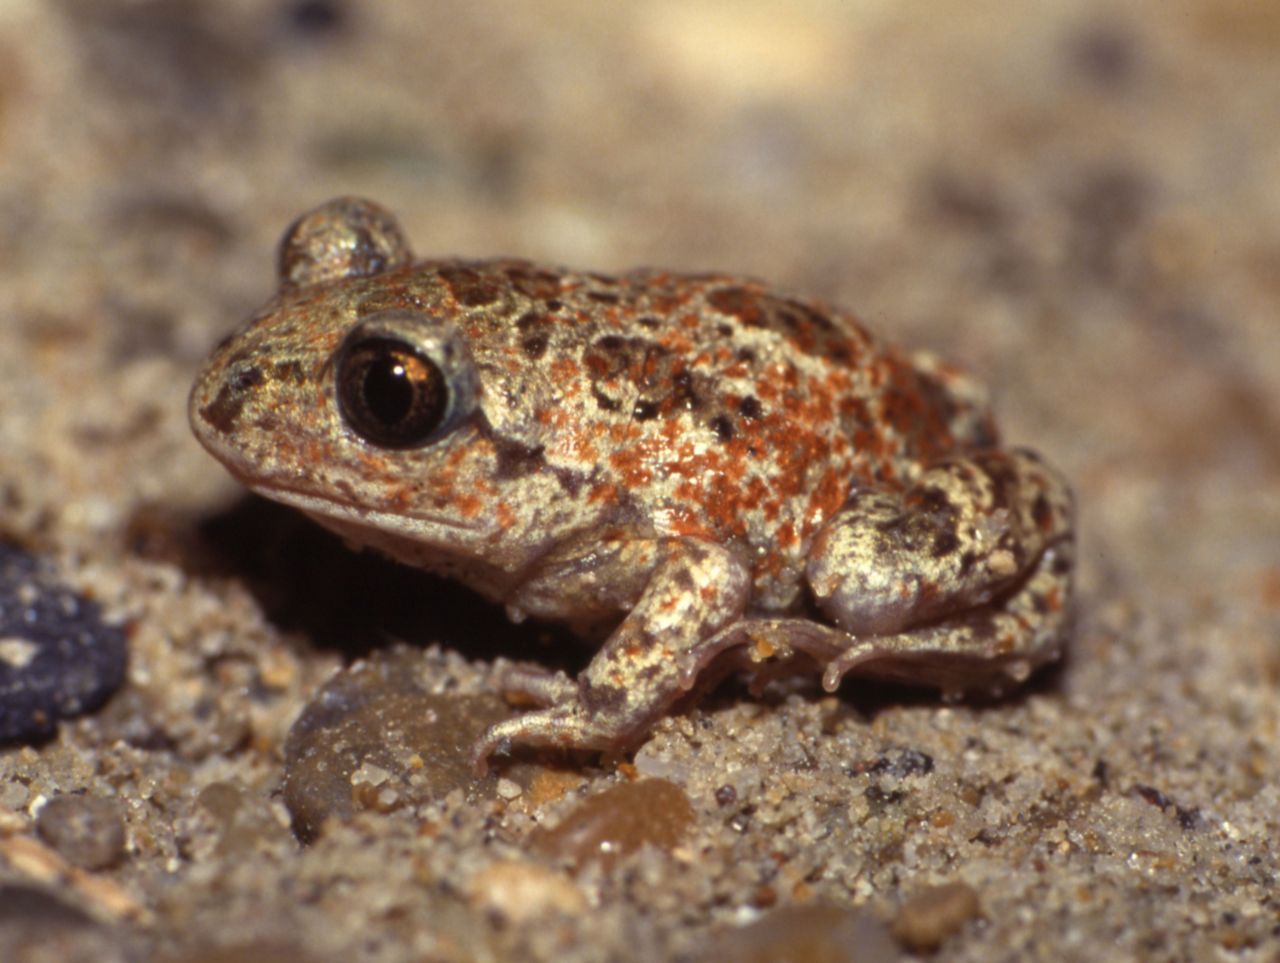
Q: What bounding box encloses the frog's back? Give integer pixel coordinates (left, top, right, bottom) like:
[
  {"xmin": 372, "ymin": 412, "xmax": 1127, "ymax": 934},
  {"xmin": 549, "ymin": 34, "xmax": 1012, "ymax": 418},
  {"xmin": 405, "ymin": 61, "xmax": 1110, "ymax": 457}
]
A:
[{"xmin": 371, "ymin": 260, "xmax": 991, "ymax": 605}]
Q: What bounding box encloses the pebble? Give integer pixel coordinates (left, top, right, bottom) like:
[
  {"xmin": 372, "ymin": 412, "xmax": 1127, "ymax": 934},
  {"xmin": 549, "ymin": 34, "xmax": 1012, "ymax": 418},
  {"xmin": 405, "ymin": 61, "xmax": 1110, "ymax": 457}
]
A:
[
  {"xmin": 35, "ymin": 794, "xmax": 127, "ymax": 871},
  {"xmin": 0, "ymin": 883, "xmax": 132, "ymax": 963},
  {"xmin": 703, "ymin": 903, "xmax": 900, "ymax": 963},
  {"xmin": 465, "ymin": 860, "xmax": 587, "ymax": 922},
  {"xmin": 281, "ymin": 647, "xmax": 513, "ymax": 841},
  {"xmin": 174, "ymin": 781, "xmax": 293, "ymax": 863},
  {"xmin": 0, "ymin": 544, "xmax": 127, "ymax": 743},
  {"xmin": 890, "ymin": 881, "xmax": 981, "ymax": 951},
  {"xmin": 532, "ymin": 777, "xmax": 694, "ymax": 871}
]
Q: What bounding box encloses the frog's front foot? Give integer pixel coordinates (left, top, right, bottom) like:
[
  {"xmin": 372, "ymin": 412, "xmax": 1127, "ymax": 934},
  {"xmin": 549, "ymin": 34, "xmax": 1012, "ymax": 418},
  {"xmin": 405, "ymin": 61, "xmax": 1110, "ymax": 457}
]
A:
[
  {"xmin": 471, "ymin": 699, "xmax": 628, "ymax": 774},
  {"xmin": 473, "ymin": 536, "xmax": 751, "ymax": 773},
  {"xmin": 471, "ymin": 664, "xmax": 607, "ymax": 773}
]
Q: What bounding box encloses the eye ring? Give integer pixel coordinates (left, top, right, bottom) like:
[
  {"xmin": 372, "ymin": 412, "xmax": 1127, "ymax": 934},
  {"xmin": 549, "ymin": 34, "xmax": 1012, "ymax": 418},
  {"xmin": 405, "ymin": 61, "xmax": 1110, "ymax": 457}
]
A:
[{"xmin": 334, "ymin": 311, "xmax": 477, "ymax": 449}]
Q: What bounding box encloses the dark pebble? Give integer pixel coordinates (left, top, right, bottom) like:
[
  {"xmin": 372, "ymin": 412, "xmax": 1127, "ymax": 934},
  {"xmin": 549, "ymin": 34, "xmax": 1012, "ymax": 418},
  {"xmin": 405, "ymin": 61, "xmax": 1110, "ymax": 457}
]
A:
[
  {"xmin": 282, "ymin": 647, "xmax": 513, "ymax": 842},
  {"xmin": 0, "ymin": 544, "xmax": 127, "ymax": 743},
  {"xmin": 36, "ymin": 794, "xmax": 128, "ymax": 871}
]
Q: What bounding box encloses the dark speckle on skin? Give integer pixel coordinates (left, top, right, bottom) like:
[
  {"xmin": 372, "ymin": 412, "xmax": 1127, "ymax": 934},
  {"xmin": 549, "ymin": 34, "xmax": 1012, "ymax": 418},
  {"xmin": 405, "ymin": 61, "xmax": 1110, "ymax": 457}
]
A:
[
  {"xmin": 504, "ymin": 266, "xmax": 563, "ymax": 300},
  {"xmin": 271, "ymin": 360, "xmax": 308, "ymax": 384},
  {"xmin": 521, "ymin": 333, "xmax": 549, "ymax": 360},
  {"xmin": 931, "ymin": 530, "xmax": 960, "ymax": 558},
  {"xmin": 710, "ymin": 414, "xmax": 735, "ymax": 441},
  {"xmin": 915, "ymin": 486, "xmax": 954, "ymax": 515},
  {"xmin": 671, "ymin": 568, "xmax": 697, "ymax": 591},
  {"xmin": 707, "ymin": 286, "xmax": 763, "ymax": 326},
  {"xmin": 592, "ymin": 387, "xmax": 622, "ymax": 412},
  {"xmin": 671, "ymin": 370, "xmax": 699, "ymax": 410},
  {"xmin": 578, "ymin": 679, "xmax": 627, "ymax": 714},
  {"xmin": 438, "ymin": 265, "xmax": 502, "ymax": 307},
  {"xmin": 595, "ymin": 334, "xmax": 627, "ymax": 353},
  {"xmin": 1032, "ymin": 493, "xmax": 1053, "ymax": 530},
  {"xmin": 492, "ymin": 437, "xmax": 548, "ymax": 480}
]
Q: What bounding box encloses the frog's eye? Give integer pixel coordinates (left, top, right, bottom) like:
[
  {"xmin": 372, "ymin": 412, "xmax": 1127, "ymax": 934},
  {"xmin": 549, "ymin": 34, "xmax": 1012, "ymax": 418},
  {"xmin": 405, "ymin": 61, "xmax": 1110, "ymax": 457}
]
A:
[{"xmin": 335, "ymin": 312, "xmax": 477, "ymax": 448}]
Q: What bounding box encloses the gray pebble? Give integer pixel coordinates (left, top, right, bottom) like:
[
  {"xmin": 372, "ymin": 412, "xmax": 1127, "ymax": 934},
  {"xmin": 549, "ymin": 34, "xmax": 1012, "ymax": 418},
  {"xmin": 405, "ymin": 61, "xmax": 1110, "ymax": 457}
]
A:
[{"xmin": 36, "ymin": 794, "xmax": 127, "ymax": 871}]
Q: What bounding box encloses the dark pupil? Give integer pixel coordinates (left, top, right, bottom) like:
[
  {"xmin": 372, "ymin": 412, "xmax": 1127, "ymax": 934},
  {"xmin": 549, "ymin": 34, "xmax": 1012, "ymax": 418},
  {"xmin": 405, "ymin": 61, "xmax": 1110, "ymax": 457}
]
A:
[
  {"xmin": 362, "ymin": 355, "xmax": 416, "ymax": 425},
  {"xmin": 338, "ymin": 337, "xmax": 448, "ymax": 447}
]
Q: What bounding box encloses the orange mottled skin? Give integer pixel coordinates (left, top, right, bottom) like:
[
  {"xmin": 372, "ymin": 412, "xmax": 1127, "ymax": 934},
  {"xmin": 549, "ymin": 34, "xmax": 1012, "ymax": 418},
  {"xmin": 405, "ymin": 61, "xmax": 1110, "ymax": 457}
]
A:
[{"xmin": 191, "ymin": 198, "xmax": 1075, "ymax": 769}]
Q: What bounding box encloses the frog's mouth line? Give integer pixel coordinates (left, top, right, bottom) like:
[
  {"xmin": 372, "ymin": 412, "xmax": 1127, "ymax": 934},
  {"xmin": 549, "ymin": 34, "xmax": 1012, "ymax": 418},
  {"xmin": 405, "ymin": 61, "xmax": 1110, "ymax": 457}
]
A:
[{"xmin": 235, "ymin": 477, "xmax": 490, "ymax": 534}]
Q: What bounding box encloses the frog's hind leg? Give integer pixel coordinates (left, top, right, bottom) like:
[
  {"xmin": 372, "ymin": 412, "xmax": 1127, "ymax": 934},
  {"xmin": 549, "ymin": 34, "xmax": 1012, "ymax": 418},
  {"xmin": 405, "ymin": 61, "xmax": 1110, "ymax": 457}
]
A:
[
  {"xmin": 804, "ymin": 447, "xmax": 1074, "ymax": 693},
  {"xmin": 817, "ymin": 536, "xmax": 1074, "ymax": 695}
]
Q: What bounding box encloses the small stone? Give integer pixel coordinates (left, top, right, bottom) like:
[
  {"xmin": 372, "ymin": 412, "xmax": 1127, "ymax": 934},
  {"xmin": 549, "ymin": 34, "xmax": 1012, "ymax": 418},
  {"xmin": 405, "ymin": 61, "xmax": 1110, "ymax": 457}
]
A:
[
  {"xmin": 35, "ymin": 794, "xmax": 127, "ymax": 871},
  {"xmin": 495, "ymin": 778, "xmax": 522, "ymax": 800},
  {"xmin": 524, "ymin": 768, "xmax": 585, "ymax": 808},
  {"xmin": 532, "ymin": 778, "xmax": 694, "ymax": 870},
  {"xmin": 891, "ymin": 881, "xmax": 981, "ymax": 951},
  {"xmin": 0, "ymin": 545, "xmax": 127, "ymax": 743},
  {"xmin": 282, "ymin": 647, "xmax": 514, "ymax": 841},
  {"xmin": 466, "ymin": 860, "xmax": 586, "ymax": 922},
  {"xmin": 177, "ymin": 781, "xmax": 292, "ymax": 862},
  {"xmin": 703, "ymin": 903, "xmax": 900, "ymax": 963},
  {"xmin": 0, "ymin": 781, "xmax": 30, "ymax": 810}
]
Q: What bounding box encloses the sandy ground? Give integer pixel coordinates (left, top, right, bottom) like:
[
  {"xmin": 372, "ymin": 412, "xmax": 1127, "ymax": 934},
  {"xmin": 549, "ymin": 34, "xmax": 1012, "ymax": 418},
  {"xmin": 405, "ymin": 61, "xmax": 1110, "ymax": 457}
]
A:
[{"xmin": 1, "ymin": 1, "xmax": 1278, "ymax": 960}]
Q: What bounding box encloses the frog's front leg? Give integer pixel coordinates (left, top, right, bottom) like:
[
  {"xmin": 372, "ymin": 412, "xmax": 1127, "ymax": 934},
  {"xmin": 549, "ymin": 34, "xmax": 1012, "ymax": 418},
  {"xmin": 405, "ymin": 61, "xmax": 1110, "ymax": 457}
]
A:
[
  {"xmin": 472, "ymin": 538, "xmax": 751, "ymax": 771},
  {"xmin": 805, "ymin": 447, "xmax": 1074, "ymax": 691}
]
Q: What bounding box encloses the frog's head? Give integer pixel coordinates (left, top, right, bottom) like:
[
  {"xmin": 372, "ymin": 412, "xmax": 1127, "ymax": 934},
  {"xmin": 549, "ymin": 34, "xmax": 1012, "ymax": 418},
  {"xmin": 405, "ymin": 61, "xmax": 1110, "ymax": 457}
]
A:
[{"xmin": 189, "ymin": 198, "xmax": 567, "ymax": 585}]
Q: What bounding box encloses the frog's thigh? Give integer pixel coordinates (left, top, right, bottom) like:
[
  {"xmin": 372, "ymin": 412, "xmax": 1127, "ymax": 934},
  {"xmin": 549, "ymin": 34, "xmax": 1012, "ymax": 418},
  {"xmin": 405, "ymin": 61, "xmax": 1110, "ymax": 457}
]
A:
[
  {"xmin": 472, "ymin": 538, "xmax": 751, "ymax": 769},
  {"xmin": 805, "ymin": 448, "xmax": 1073, "ymax": 667}
]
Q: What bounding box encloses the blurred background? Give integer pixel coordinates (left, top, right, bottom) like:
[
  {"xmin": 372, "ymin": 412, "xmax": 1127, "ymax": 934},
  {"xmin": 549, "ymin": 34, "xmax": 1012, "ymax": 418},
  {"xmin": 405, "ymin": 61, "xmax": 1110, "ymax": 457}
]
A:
[{"xmin": 4, "ymin": 0, "xmax": 1277, "ymax": 586}]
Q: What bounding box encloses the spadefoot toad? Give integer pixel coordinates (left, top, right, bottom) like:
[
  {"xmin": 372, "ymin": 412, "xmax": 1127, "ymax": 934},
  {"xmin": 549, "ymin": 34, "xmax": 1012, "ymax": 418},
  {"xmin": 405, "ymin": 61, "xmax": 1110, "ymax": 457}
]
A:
[{"xmin": 190, "ymin": 197, "xmax": 1074, "ymax": 769}]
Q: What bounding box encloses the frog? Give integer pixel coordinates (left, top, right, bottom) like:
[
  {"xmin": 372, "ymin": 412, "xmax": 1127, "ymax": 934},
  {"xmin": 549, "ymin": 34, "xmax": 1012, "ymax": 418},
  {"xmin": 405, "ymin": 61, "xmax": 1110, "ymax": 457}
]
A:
[{"xmin": 189, "ymin": 197, "xmax": 1075, "ymax": 771}]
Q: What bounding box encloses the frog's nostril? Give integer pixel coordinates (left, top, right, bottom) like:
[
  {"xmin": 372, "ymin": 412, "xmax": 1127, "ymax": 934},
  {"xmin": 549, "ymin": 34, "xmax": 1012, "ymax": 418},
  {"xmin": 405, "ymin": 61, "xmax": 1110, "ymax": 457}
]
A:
[{"xmin": 198, "ymin": 364, "xmax": 263, "ymax": 435}]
